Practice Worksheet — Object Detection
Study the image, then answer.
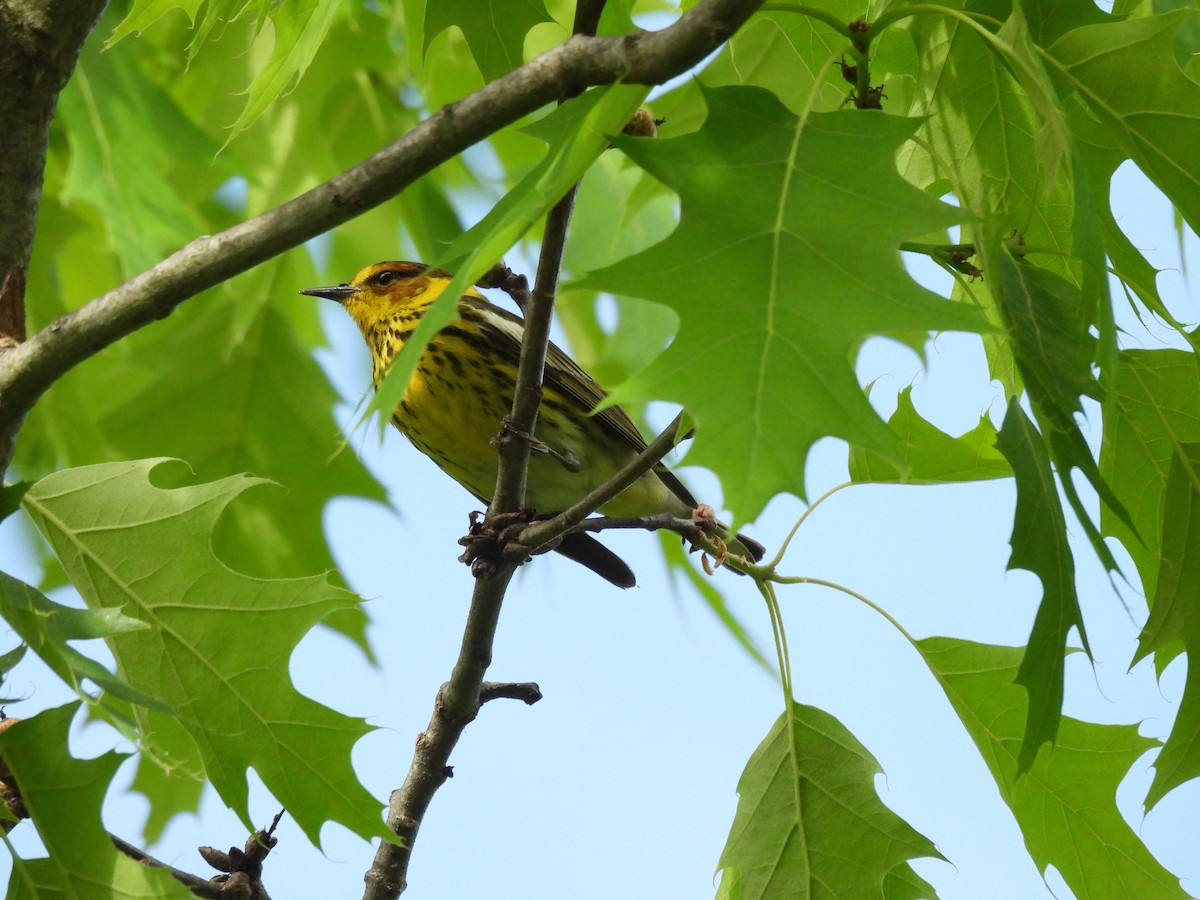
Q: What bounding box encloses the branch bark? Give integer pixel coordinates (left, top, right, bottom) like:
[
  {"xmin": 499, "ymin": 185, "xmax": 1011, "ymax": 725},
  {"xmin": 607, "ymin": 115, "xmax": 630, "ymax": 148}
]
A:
[
  {"xmin": 0, "ymin": 0, "xmax": 767, "ymax": 470},
  {"xmin": 0, "ymin": 0, "xmax": 106, "ymax": 474},
  {"xmin": 361, "ymin": 568, "xmax": 515, "ymax": 900},
  {"xmin": 110, "ymin": 833, "xmax": 228, "ymax": 899}
]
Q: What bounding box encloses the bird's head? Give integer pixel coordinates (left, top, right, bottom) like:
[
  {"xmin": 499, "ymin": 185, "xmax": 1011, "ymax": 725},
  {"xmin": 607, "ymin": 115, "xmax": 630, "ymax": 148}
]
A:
[{"xmin": 300, "ymin": 261, "xmax": 451, "ymax": 330}]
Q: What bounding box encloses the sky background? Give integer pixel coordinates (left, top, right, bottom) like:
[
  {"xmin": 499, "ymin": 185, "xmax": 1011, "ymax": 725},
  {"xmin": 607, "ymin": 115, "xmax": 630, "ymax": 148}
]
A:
[{"xmin": 1, "ymin": 162, "xmax": 1198, "ymax": 898}]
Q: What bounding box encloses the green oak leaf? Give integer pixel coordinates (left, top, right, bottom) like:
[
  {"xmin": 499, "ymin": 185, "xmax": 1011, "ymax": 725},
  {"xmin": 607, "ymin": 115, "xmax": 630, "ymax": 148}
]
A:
[
  {"xmin": 1134, "ymin": 444, "xmax": 1200, "ymax": 808},
  {"xmin": 21, "ymin": 460, "xmax": 385, "ymax": 845},
  {"xmin": 110, "ymin": 0, "xmax": 348, "ymax": 147},
  {"xmin": 1, "ymin": 704, "xmax": 192, "ymax": 899},
  {"xmin": 424, "ymin": 0, "xmax": 550, "ymax": 82},
  {"xmin": 57, "ymin": 34, "xmax": 221, "ymax": 277},
  {"xmin": 1103, "ymin": 350, "xmax": 1200, "ymax": 809},
  {"xmin": 995, "ymin": 400, "xmax": 1086, "ymax": 775},
  {"xmin": 993, "ymin": 252, "xmax": 1126, "ymax": 572},
  {"xmin": 579, "ymin": 84, "xmax": 989, "ymax": 522},
  {"xmin": 918, "ymin": 638, "xmax": 1187, "ymax": 900},
  {"xmin": 1048, "ymin": 10, "xmax": 1200, "ymax": 237},
  {"xmin": 0, "ymin": 644, "xmax": 25, "ymax": 678},
  {"xmin": 100, "ymin": 275, "xmax": 382, "ymax": 649},
  {"xmin": 0, "ymin": 571, "xmax": 167, "ymax": 717},
  {"xmin": 1068, "ymin": 97, "xmax": 1172, "ymax": 329},
  {"xmin": 849, "ymin": 386, "xmax": 1010, "ymax": 483},
  {"xmin": 1102, "ymin": 351, "xmax": 1200, "ymax": 598},
  {"xmin": 715, "ymin": 703, "xmax": 941, "ymax": 900},
  {"xmin": 0, "ymin": 483, "xmax": 30, "ymax": 523}
]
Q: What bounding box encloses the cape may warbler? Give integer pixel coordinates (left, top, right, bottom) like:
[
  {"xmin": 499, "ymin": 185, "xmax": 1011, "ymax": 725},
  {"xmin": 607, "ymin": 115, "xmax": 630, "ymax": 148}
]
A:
[{"xmin": 302, "ymin": 261, "xmax": 763, "ymax": 587}]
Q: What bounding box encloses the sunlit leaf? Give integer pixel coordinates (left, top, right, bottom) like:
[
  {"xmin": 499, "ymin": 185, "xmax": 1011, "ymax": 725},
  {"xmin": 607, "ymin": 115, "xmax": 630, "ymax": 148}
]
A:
[
  {"xmin": 919, "ymin": 638, "xmax": 1187, "ymax": 899},
  {"xmin": 1048, "ymin": 11, "xmax": 1200, "ymax": 236},
  {"xmin": 995, "ymin": 400, "xmax": 1085, "ymax": 773},
  {"xmin": 21, "ymin": 461, "xmax": 384, "ymax": 844},
  {"xmin": 715, "ymin": 703, "xmax": 941, "ymax": 900},
  {"xmin": 1, "ymin": 704, "xmax": 192, "ymax": 899},
  {"xmin": 581, "ymin": 84, "xmax": 988, "ymax": 522},
  {"xmin": 849, "ymin": 386, "xmax": 1010, "ymax": 483},
  {"xmin": 424, "ymin": 0, "xmax": 551, "ymax": 82}
]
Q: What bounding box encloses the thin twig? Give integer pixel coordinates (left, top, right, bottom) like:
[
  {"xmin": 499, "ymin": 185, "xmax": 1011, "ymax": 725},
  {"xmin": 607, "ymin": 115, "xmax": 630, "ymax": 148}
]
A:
[
  {"xmin": 362, "ymin": 568, "xmax": 515, "ymax": 900},
  {"xmin": 110, "ymin": 833, "xmax": 226, "ymax": 899},
  {"xmin": 489, "ymin": 0, "xmax": 609, "ymax": 513},
  {"xmin": 479, "ymin": 681, "xmax": 543, "ymax": 705},
  {"xmin": 564, "ymin": 512, "xmax": 715, "ymax": 539},
  {"xmin": 490, "ymin": 186, "xmax": 582, "ymax": 514},
  {"xmin": 519, "ymin": 412, "xmax": 685, "ymax": 551}
]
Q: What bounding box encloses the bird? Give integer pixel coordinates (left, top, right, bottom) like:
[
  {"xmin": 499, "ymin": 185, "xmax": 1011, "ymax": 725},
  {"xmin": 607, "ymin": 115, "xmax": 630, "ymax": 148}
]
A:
[{"xmin": 301, "ymin": 260, "xmax": 764, "ymax": 587}]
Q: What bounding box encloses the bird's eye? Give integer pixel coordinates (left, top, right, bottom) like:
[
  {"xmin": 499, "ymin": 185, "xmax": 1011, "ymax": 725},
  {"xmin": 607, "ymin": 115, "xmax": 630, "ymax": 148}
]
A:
[{"xmin": 375, "ymin": 270, "xmax": 396, "ymax": 286}]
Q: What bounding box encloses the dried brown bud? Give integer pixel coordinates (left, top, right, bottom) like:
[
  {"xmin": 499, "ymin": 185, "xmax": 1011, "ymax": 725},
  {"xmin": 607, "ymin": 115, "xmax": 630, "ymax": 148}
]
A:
[
  {"xmin": 199, "ymin": 845, "xmax": 234, "ymax": 872},
  {"xmin": 475, "ymin": 261, "xmax": 512, "ymax": 290}
]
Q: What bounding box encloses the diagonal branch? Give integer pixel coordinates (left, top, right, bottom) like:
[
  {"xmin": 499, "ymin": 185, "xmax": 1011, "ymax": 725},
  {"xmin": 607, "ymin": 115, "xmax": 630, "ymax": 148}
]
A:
[
  {"xmin": 0, "ymin": 0, "xmax": 767, "ymax": 450},
  {"xmin": 110, "ymin": 833, "xmax": 228, "ymax": 899},
  {"xmin": 493, "ymin": 0, "xmax": 607, "ymax": 516},
  {"xmin": 361, "ymin": 567, "xmax": 515, "ymax": 900},
  {"xmin": 520, "ymin": 412, "xmax": 686, "ymax": 550}
]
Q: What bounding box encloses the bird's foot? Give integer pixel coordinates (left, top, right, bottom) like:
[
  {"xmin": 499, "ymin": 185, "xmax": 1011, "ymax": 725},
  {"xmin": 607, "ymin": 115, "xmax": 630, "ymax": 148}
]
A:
[
  {"xmin": 687, "ymin": 504, "xmax": 730, "ymax": 573},
  {"xmin": 458, "ymin": 509, "xmax": 536, "ymax": 579}
]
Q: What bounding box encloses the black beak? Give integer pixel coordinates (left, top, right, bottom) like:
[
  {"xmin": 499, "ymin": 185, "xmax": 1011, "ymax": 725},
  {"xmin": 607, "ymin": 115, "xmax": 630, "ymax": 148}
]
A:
[{"xmin": 299, "ymin": 284, "xmax": 356, "ymax": 302}]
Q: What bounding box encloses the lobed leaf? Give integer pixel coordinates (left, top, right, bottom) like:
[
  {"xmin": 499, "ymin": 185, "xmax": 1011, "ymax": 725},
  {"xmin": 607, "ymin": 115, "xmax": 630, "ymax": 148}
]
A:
[
  {"xmin": 1048, "ymin": 10, "xmax": 1200, "ymax": 237},
  {"xmin": 715, "ymin": 703, "xmax": 941, "ymax": 900},
  {"xmin": 1, "ymin": 704, "xmax": 192, "ymax": 899},
  {"xmin": 424, "ymin": 0, "xmax": 551, "ymax": 82},
  {"xmin": 581, "ymin": 84, "xmax": 989, "ymax": 522},
  {"xmin": 918, "ymin": 637, "xmax": 1187, "ymax": 899},
  {"xmin": 994, "ymin": 400, "xmax": 1084, "ymax": 774},
  {"xmin": 1103, "ymin": 350, "xmax": 1200, "ymax": 809},
  {"xmin": 21, "ymin": 461, "xmax": 385, "ymax": 845},
  {"xmin": 849, "ymin": 386, "xmax": 1010, "ymax": 484}
]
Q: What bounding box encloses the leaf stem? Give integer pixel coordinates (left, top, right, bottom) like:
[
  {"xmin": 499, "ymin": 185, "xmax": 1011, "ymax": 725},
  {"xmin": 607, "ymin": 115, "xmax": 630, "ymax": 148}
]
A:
[
  {"xmin": 761, "ymin": 481, "xmax": 854, "ymax": 570},
  {"xmin": 519, "ymin": 412, "xmax": 685, "ymax": 550},
  {"xmin": 757, "ymin": 2, "xmax": 853, "ymax": 38},
  {"xmin": 769, "ymin": 574, "xmax": 919, "ymax": 646}
]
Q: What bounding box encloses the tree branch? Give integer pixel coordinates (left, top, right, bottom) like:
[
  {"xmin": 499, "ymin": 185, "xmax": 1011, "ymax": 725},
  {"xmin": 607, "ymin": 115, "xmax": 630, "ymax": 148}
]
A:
[
  {"xmin": 362, "ymin": 568, "xmax": 515, "ymax": 900},
  {"xmin": 364, "ymin": 1, "xmax": 746, "ymax": 894},
  {"xmin": 0, "ymin": 0, "xmax": 767, "ymax": 457},
  {"xmin": 490, "ymin": 185, "xmax": 582, "ymax": 514},
  {"xmin": 519, "ymin": 412, "xmax": 686, "ymax": 551},
  {"xmin": 491, "ymin": 0, "xmax": 606, "ymax": 520},
  {"xmin": 0, "ymin": 0, "xmax": 106, "ymax": 474},
  {"xmin": 110, "ymin": 833, "xmax": 227, "ymax": 899},
  {"xmin": 479, "ymin": 681, "xmax": 544, "ymax": 706}
]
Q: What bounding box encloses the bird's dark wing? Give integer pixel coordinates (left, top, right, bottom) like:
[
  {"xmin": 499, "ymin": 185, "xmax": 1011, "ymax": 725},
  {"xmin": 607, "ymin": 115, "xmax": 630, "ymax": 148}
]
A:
[{"xmin": 459, "ymin": 295, "xmax": 698, "ymax": 508}]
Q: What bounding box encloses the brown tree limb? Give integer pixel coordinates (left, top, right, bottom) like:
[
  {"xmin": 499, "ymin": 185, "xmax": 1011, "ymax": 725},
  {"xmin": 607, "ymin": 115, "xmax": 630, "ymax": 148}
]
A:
[
  {"xmin": 361, "ymin": 567, "xmax": 515, "ymax": 900},
  {"xmin": 0, "ymin": 0, "xmax": 767, "ymax": 469},
  {"xmin": 110, "ymin": 833, "xmax": 227, "ymax": 899},
  {"xmin": 489, "ymin": 185, "xmax": 583, "ymax": 514},
  {"xmin": 478, "ymin": 681, "xmax": 544, "ymax": 706},
  {"xmin": 520, "ymin": 412, "xmax": 686, "ymax": 551},
  {"xmin": 0, "ymin": 0, "xmax": 106, "ymax": 475}
]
